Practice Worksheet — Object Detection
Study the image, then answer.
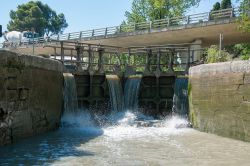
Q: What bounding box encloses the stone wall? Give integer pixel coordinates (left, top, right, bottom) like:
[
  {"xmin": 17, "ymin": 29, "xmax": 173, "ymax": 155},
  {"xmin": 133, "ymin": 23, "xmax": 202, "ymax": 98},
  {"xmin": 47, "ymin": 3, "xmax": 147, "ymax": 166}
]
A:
[
  {"xmin": 189, "ymin": 61, "xmax": 250, "ymax": 142},
  {"xmin": 0, "ymin": 50, "xmax": 63, "ymax": 146}
]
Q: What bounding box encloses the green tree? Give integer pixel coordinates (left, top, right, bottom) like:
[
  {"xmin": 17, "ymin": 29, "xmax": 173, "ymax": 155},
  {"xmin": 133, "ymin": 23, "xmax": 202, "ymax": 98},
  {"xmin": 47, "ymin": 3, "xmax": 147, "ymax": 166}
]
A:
[
  {"xmin": 7, "ymin": 1, "xmax": 68, "ymax": 36},
  {"xmin": 238, "ymin": 0, "xmax": 250, "ymax": 32},
  {"xmin": 124, "ymin": 0, "xmax": 201, "ymax": 24},
  {"xmin": 125, "ymin": 0, "xmax": 148, "ymax": 23},
  {"xmin": 212, "ymin": 2, "xmax": 221, "ymax": 11},
  {"xmin": 221, "ymin": 0, "xmax": 232, "ymax": 9}
]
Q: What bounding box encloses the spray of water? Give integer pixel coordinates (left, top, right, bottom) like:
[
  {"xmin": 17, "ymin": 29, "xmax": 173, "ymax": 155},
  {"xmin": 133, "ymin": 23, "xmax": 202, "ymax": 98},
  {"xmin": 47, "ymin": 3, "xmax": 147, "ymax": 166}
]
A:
[{"xmin": 61, "ymin": 73, "xmax": 191, "ymax": 140}]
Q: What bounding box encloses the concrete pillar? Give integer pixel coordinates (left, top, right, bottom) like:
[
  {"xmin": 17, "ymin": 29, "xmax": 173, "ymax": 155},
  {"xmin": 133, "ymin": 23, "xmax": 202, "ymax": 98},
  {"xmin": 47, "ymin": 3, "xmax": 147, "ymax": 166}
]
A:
[
  {"xmin": 168, "ymin": 49, "xmax": 174, "ymax": 73},
  {"xmin": 190, "ymin": 39, "xmax": 202, "ymax": 63},
  {"xmin": 98, "ymin": 48, "xmax": 104, "ymax": 73},
  {"xmin": 144, "ymin": 49, "xmax": 152, "ymax": 74}
]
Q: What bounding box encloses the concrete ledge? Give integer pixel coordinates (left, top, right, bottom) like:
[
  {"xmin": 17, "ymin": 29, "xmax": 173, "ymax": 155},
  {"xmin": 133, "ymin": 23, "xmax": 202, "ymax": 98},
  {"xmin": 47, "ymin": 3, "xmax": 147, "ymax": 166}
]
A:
[
  {"xmin": 0, "ymin": 50, "xmax": 63, "ymax": 72},
  {"xmin": 190, "ymin": 61, "xmax": 250, "ymax": 77}
]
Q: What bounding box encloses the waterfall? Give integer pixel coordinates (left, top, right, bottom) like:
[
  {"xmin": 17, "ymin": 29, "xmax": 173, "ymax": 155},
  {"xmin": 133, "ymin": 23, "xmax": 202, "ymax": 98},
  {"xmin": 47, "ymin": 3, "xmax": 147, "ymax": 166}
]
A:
[
  {"xmin": 124, "ymin": 75, "xmax": 142, "ymax": 111},
  {"xmin": 172, "ymin": 77, "xmax": 189, "ymax": 117},
  {"xmin": 63, "ymin": 73, "xmax": 78, "ymax": 114},
  {"xmin": 106, "ymin": 75, "xmax": 124, "ymax": 112},
  {"xmin": 106, "ymin": 75, "xmax": 142, "ymax": 113}
]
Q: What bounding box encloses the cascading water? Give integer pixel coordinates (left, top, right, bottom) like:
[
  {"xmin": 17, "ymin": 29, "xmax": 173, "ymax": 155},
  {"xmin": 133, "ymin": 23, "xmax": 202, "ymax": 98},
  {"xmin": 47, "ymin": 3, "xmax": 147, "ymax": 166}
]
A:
[
  {"xmin": 61, "ymin": 73, "xmax": 79, "ymax": 126},
  {"xmin": 124, "ymin": 75, "xmax": 142, "ymax": 111},
  {"xmin": 106, "ymin": 75, "xmax": 124, "ymax": 112},
  {"xmin": 172, "ymin": 77, "xmax": 189, "ymax": 117},
  {"xmin": 63, "ymin": 73, "xmax": 78, "ymax": 113}
]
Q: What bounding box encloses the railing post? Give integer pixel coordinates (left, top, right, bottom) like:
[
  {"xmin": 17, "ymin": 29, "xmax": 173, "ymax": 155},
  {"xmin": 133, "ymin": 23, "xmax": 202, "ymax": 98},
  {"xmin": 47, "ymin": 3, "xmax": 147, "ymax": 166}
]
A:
[
  {"xmin": 134, "ymin": 23, "xmax": 136, "ymax": 31},
  {"xmin": 167, "ymin": 17, "xmax": 170, "ymax": 26},
  {"xmin": 92, "ymin": 29, "xmax": 95, "ymax": 37},
  {"xmin": 57, "ymin": 34, "xmax": 60, "ymax": 41},
  {"xmin": 149, "ymin": 21, "xmax": 152, "ymax": 31},
  {"xmin": 79, "ymin": 31, "xmax": 82, "ymax": 40},
  {"xmin": 208, "ymin": 12, "xmax": 211, "ymax": 21},
  {"xmin": 231, "ymin": 8, "xmax": 234, "ymax": 18},
  {"xmin": 186, "ymin": 15, "xmax": 190, "ymax": 24},
  {"xmin": 68, "ymin": 33, "xmax": 70, "ymax": 40},
  {"xmin": 105, "ymin": 28, "xmax": 108, "ymax": 37}
]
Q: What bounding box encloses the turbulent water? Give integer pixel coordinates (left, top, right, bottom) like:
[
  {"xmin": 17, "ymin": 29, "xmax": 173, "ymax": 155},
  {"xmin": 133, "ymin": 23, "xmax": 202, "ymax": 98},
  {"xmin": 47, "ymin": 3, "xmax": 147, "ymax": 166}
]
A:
[
  {"xmin": 1, "ymin": 75, "xmax": 250, "ymax": 165},
  {"xmin": 1, "ymin": 111, "xmax": 250, "ymax": 166}
]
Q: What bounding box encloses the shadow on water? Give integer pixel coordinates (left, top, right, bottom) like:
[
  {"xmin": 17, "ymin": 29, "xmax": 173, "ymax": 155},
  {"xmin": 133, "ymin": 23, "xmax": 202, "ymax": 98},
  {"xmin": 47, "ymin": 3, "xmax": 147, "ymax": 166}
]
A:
[{"xmin": 0, "ymin": 123, "xmax": 104, "ymax": 165}]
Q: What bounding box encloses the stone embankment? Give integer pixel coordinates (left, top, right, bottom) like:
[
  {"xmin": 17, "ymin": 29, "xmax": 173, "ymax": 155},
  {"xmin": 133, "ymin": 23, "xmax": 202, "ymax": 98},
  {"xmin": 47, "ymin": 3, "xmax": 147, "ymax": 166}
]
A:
[
  {"xmin": 189, "ymin": 61, "xmax": 250, "ymax": 142},
  {"xmin": 0, "ymin": 50, "xmax": 63, "ymax": 146}
]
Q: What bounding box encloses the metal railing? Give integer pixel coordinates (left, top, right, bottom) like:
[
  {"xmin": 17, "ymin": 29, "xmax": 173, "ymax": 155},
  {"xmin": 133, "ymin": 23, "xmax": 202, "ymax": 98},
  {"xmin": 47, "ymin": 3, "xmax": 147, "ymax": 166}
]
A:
[
  {"xmin": 50, "ymin": 7, "xmax": 239, "ymax": 41},
  {"xmin": 0, "ymin": 7, "xmax": 241, "ymax": 49},
  {"xmin": 44, "ymin": 41, "xmax": 204, "ymax": 75}
]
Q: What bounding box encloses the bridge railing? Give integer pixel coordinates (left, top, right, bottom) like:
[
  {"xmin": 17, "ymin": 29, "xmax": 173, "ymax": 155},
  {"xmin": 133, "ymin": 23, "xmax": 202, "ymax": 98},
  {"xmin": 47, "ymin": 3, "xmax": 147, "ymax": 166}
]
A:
[
  {"xmin": 48, "ymin": 7, "xmax": 239, "ymax": 41},
  {"xmin": 0, "ymin": 7, "xmax": 241, "ymax": 49}
]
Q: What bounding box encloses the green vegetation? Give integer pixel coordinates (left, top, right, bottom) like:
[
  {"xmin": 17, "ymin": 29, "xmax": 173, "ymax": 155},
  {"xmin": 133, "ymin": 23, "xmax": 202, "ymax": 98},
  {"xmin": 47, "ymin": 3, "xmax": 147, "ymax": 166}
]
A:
[
  {"xmin": 205, "ymin": 45, "xmax": 232, "ymax": 63},
  {"xmin": 238, "ymin": 0, "xmax": 250, "ymax": 33},
  {"xmin": 225, "ymin": 44, "xmax": 250, "ymax": 60},
  {"xmin": 209, "ymin": 0, "xmax": 249, "ymax": 61},
  {"xmin": 7, "ymin": 1, "xmax": 68, "ymax": 36},
  {"xmin": 124, "ymin": 0, "xmax": 201, "ymax": 24},
  {"xmin": 221, "ymin": 0, "xmax": 232, "ymax": 9},
  {"xmin": 212, "ymin": 2, "xmax": 221, "ymax": 11},
  {"xmin": 211, "ymin": 0, "xmax": 232, "ymax": 11}
]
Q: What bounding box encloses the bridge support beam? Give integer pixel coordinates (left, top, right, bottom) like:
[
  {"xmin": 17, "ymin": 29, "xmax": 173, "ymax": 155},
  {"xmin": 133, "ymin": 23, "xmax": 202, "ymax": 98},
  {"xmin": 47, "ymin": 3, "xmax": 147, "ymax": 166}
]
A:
[
  {"xmin": 98, "ymin": 48, "xmax": 104, "ymax": 73},
  {"xmin": 168, "ymin": 49, "xmax": 174, "ymax": 73},
  {"xmin": 144, "ymin": 49, "xmax": 152, "ymax": 74}
]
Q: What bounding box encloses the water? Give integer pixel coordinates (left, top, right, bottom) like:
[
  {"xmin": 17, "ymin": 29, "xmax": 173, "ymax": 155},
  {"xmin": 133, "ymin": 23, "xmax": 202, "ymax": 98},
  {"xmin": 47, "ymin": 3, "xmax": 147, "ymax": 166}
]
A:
[
  {"xmin": 1, "ymin": 75, "xmax": 250, "ymax": 165},
  {"xmin": 1, "ymin": 112, "xmax": 250, "ymax": 165},
  {"xmin": 62, "ymin": 73, "xmax": 78, "ymax": 114},
  {"xmin": 61, "ymin": 73, "xmax": 79, "ymax": 126},
  {"xmin": 124, "ymin": 75, "xmax": 142, "ymax": 111},
  {"xmin": 106, "ymin": 75, "xmax": 124, "ymax": 112},
  {"xmin": 172, "ymin": 77, "xmax": 189, "ymax": 117}
]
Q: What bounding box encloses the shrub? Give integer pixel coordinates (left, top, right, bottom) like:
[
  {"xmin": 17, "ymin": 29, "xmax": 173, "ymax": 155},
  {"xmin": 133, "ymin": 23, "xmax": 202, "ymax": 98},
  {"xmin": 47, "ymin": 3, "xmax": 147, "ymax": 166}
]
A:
[{"xmin": 206, "ymin": 45, "xmax": 232, "ymax": 63}]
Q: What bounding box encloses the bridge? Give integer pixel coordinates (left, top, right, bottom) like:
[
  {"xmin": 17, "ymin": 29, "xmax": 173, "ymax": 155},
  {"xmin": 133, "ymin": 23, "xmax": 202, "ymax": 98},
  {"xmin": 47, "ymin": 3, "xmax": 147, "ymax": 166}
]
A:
[
  {"xmin": 51, "ymin": 7, "xmax": 249, "ymax": 47},
  {"xmin": 1, "ymin": 7, "xmax": 250, "ymax": 75},
  {"xmin": 2, "ymin": 7, "xmax": 249, "ymax": 48},
  {"xmin": 1, "ymin": 7, "xmax": 249, "ymax": 115}
]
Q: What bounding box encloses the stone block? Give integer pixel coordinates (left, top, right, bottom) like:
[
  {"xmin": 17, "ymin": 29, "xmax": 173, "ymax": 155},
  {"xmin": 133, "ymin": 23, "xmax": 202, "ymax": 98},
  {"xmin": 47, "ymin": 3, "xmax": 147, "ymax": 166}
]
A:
[
  {"xmin": 0, "ymin": 51, "xmax": 63, "ymax": 146},
  {"xmin": 189, "ymin": 61, "xmax": 250, "ymax": 142}
]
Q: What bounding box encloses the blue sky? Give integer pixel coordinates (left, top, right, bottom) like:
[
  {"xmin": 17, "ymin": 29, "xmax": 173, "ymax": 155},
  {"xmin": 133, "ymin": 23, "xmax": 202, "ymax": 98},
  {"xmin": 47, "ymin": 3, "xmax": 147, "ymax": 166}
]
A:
[{"xmin": 0, "ymin": 0, "xmax": 239, "ymax": 34}]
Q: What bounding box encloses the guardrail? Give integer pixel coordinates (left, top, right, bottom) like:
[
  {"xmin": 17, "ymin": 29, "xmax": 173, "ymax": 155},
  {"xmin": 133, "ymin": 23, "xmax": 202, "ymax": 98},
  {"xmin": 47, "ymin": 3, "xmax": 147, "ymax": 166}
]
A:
[{"xmin": 0, "ymin": 7, "xmax": 241, "ymax": 49}]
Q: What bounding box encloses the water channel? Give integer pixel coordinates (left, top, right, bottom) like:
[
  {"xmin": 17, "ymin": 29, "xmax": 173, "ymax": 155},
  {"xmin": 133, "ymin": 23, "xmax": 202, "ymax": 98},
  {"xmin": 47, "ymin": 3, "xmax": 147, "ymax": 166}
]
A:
[{"xmin": 1, "ymin": 75, "xmax": 250, "ymax": 165}]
